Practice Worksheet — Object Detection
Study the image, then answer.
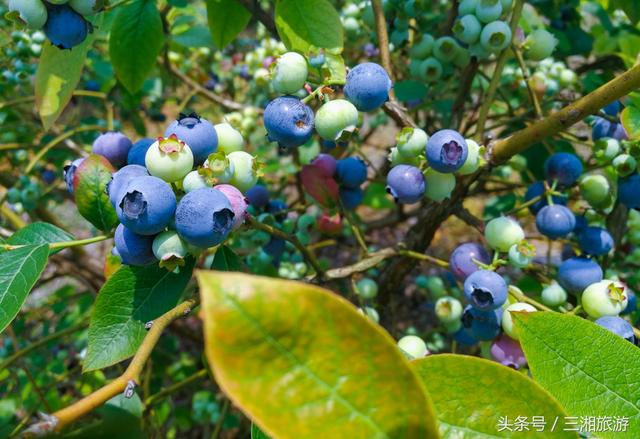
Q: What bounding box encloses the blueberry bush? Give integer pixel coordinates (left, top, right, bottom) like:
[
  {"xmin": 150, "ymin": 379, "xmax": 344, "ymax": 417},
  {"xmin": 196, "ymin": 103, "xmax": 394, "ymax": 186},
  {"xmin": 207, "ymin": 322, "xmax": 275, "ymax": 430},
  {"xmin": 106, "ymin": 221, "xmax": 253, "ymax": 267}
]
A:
[{"xmin": 2, "ymin": 0, "xmax": 640, "ymax": 437}]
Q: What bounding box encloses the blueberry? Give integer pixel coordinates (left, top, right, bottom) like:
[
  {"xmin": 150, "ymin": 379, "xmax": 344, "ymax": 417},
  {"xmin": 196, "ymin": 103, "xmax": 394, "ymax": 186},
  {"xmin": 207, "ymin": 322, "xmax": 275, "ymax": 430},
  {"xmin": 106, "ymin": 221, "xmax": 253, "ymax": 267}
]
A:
[
  {"xmin": 424, "ymin": 169, "xmax": 456, "ymax": 201},
  {"xmin": 344, "ymin": 62, "xmax": 392, "ymax": 112},
  {"xmin": 541, "ymin": 282, "xmax": 568, "ymax": 307},
  {"xmin": 227, "ymin": 151, "xmax": 258, "ymax": 192},
  {"xmin": 397, "ymin": 335, "xmax": 428, "ymax": 359},
  {"xmin": 577, "ymin": 226, "xmax": 614, "ymax": 256},
  {"xmin": 592, "ymin": 117, "xmax": 628, "ymax": 141},
  {"xmin": 453, "ymin": 326, "xmax": 478, "ymax": 345},
  {"xmin": 595, "ymin": 316, "xmax": 635, "ymax": 343},
  {"xmin": 246, "ymin": 184, "xmax": 269, "ymax": 209},
  {"xmin": 579, "ymin": 174, "xmax": 611, "ymax": 208},
  {"xmin": 622, "ymin": 291, "xmax": 637, "ymax": 315},
  {"xmin": 107, "ymin": 164, "xmax": 149, "ymax": 207},
  {"xmin": 386, "ymin": 165, "xmax": 425, "ymax": 204},
  {"xmin": 116, "ymin": 176, "xmax": 176, "ymax": 235},
  {"xmin": 43, "ymin": 4, "xmax": 90, "ymax": 50},
  {"xmin": 480, "ymin": 20, "xmax": 512, "ymax": 52},
  {"xmin": 335, "ymin": 157, "xmax": 367, "ymax": 189},
  {"xmin": 463, "ymin": 269, "xmax": 507, "ymax": 311},
  {"xmin": 435, "ymin": 296, "xmax": 463, "ymax": 323},
  {"xmin": 433, "ymin": 36, "xmax": 460, "ymax": 62},
  {"xmin": 272, "ymin": 52, "xmax": 308, "ymax": 94},
  {"xmin": 490, "ymin": 334, "xmax": 527, "ymax": 369},
  {"xmin": 92, "ymin": 132, "xmax": 133, "ymax": 169},
  {"xmin": 8, "ymin": 0, "xmax": 48, "ymax": 29},
  {"xmin": 461, "ymin": 305, "xmax": 503, "ymax": 340},
  {"xmin": 214, "ymin": 123, "xmax": 244, "ymax": 154},
  {"xmin": 453, "ymin": 14, "xmax": 482, "ymax": 44},
  {"xmin": 425, "ymin": 129, "xmax": 468, "ymax": 173},
  {"xmin": 544, "ymin": 152, "xmax": 583, "ymax": 187},
  {"xmin": 485, "ymin": 217, "xmax": 525, "ymax": 252},
  {"xmin": 558, "ymin": 256, "xmax": 603, "ymax": 294},
  {"xmin": 175, "ymin": 188, "xmax": 234, "ymax": 248},
  {"xmin": 524, "ymin": 181, "xmax": 567, "ymax": 214},
  {"xmin": 475, "ymin": 0, "xmax": 502, "ymax": 23},
  {"xmin": 264, "ymin": 96, "xmax": 314, "ymax": 149},
  {"xmin": 339, "ymin": 186, "xmax": 364, "ymax": 210},
  {"xmin": 69, "ymin": 0, "xmax": 102, "ymax": 16},
  {"xmin": 311, "ymin": 153, "xmax": 338, "ymax": 177},
  {"xmin": 267, "ymin": 199, "xmax": 288, "ymax": 222},
  {"xmin": 535, "ymin": 204, "xmax": 575, "ymax": 239},
  {"xmin": 618, "ymin": 173, "xmax": 640, "ymax": 208},
  {"xmin": 41, "ymin": 169, "xmax": 56, "ymax": 185},
  {"xmin": 114, "ymin": 224, "xmax": 157, "ymax": 266},
  {"xmin": 524, "ymin": 29, "xmax": 558, "ymax": 61},
  {"xmin": 602, "ymin": 100, "xmax": 622, "ymax": 117},
  {"xmin": 214, "ymin": 184, "xmax": 248, "ymax": 229},
  {"xmin": 164, "ymin": 113, "xmax": 218, "ymax": 165},
  {"xmin": 263, "ymin": 237, "xmax": 285, "ymax": 265},
  {"xmin": 314, "ymin": 99, "xmax": 359, "ymax": 141},
  {"xmin": 145, "ymin": 135, "xmax": 194, "ymax": 183},
  {"xmin": 582, "ymin": 280, "xmax": 629, "ymax": 319},
  {"xmin": 449, "ymin": 242, "xmax": 491, "ymax": 281},
  {"xmin": 63, "ymin": 158, "xmax": 85, "ymax": 194},
  {"xmin": 152, "ymin": 230, "xmax": 189, "ymax": 269},
  {"xmin": 502, "ymin": 302, "xmax": 536, "ymax": 340},
  {"xmin": 127, "ymin": 138, "xmax": 154, "ymax": 166}
]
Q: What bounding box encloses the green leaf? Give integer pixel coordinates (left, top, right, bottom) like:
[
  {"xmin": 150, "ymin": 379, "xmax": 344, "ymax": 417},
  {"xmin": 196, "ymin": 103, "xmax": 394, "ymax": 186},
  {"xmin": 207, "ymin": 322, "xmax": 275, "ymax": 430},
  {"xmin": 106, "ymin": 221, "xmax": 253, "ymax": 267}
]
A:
[
  {"xmin": 211, "ymin": 245, "xmax": 241, "ymax": 271},
  {"xmin": 515, "ymin": 312, "xmax": 640, "ymax": 438},
  {"xmin": 84, "ymin": 259, "xmax": 194, "ymax": 371},
  {"xmin": 8, "ymin": 222, "xmax": 73, "ymax": 255},
  {"xmin": 394, "ymin": 80, "xmax": 428, "ymax": 103},
  {"xmin": 35, "ymin": 39, "xmax": 93, "ymax": 130},
  {"xmin": 621, "ymin": 106, "xmax": 640, "ymax": 140},
  {"xmin": 363, "ymin": 182, "xmax": 395, "ymax": 209},
  {"xmin": 251, "ymin": 423, "xmax": 271, "ymax": 439},
  {"xmin": 323, "ymin": 52, "xmax": 346, "ymax": 84},
  {"xmin": 412, "ymin": 354, "xmax": 578, "ymax": 438},
  {"xmin": 109, "ymin": 0, "xmax": 165, "ymax": 94},
  {"xmin": 74, "ymin": 154, "xmax": 118, "ymax": 232},
  {"xmin": 275, "ymin": 0, "xmax": 343, "ymax": 53},
  {"xmin": 196, "ymin": 271, "xmax": 438, "ymax": 439},
  {"xmin": 205, "ymin": 0, "xmax": 252, "ymax": 49},
  {"xmin": 0, "ymin": 245, "xmax": 49, "ymax": 333},
  {"xmin": 172, "ymin": 25, "xmax": 214, "ymax": 48}
]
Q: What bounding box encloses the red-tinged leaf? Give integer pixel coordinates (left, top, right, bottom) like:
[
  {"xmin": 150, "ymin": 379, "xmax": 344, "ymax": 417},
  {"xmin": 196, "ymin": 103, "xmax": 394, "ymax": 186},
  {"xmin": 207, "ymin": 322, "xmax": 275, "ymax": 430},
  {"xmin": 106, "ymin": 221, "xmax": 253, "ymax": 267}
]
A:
[
  {"xmin": 74, "ymin": 154, "xmax": 118, "ymax": 232},
  {"xmin": 300, "ymin": 164, "xmax": 339, "ymax": 208}
]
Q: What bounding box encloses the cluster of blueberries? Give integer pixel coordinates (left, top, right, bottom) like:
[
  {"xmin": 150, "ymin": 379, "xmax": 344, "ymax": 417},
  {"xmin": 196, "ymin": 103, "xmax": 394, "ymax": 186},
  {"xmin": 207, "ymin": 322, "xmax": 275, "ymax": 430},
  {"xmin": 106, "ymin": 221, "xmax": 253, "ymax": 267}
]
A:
[
  {"xmin": 65, "ymin": 113, "xmax": 258, "ymax": 269},
  {"xmin": 7, "ymin": 0, "xmax": 99, "ymax": 50},
  {"xmin": 390, "ymin": 100, "xmax": 639, "ymax": 363}
]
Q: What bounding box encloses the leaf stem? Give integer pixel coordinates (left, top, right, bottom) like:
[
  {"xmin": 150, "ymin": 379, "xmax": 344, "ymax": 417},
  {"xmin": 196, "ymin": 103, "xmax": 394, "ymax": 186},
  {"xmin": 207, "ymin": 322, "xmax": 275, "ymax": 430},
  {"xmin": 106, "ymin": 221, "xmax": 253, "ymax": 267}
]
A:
[{"xmin": 0, "ymin": 235, "xmax": 110, "ymax": 251}]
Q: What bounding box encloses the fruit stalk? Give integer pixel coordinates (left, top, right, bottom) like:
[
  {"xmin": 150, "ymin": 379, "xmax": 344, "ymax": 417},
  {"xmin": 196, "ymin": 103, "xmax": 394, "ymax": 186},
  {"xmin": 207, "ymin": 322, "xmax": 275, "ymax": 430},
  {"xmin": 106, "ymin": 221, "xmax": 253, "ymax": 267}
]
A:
[
  {"xmin": 492, "ymin": 62, "xmax": 640, "ymax": 162},
  {"xmin": 48, "ymin": 298, "xmax": 198, "ymax": 432}
]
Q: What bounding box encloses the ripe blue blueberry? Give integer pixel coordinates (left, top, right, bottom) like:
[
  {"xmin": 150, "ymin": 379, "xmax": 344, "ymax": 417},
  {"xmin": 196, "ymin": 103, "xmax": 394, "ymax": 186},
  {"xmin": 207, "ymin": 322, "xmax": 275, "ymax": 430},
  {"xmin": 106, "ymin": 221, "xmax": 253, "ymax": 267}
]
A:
[
  {"xmin": 92, "ymin": 132, "xmax": 133, "ymax": 168},
  {"xmin": 116, "ymin": 176, "xmax": 177, "ymax": 235},
  {"xmin": 535, "ymin": 204, "xmax": 575, "ymax": 239},
  {"xmin": 577, "ymin": 226, "xmax": 614, "ymax": 256},
  {"xmin": 43, "ymin": 4, "xmax": 90, "ymax": 50},
  {"xmin": 558, "ymin": 256, "xmax": 603, "ymax": 294},
  {"xmin": 595, "ymin": 316, "xmax": 635, "ymax": 343},
  {"xmin": 344, "ymin": 62, "xmax": 392, "ymax": 112},
  {"xmin": 618, "ymin": 173, "xmax": 640, "ymax": 208},
  {"xmin": 425, "ymin": 129, "xmax": 468, "ymax": 173},
  {"xmin": 263, "ymin": 237, "xmax": 286, "ymax": 264},
  {"xmin": 463, "ymin": 269, "xmax": 508, "ymax": 311},
  {"xmin": 461, "ymin": 305, "xmax": 503, "ymax": 341},
  {"xmin": 335, "ymin": 157, "xmax": 367, "ymax": 189},
  {"xmin": 602, "ymin": 101, "xmax": 622, "ymax": 117},
  {"xmin": 107, "ymin": 164, "xmax": 149, "ymax": 207},
  {"xmin": 246, "ymin": 184, "xmax": 269, "ymax": 209},
  {"xmin": 449, "ymin": 242, "xmax": 491, "ymax": 281},
  {"xmin": 127, "ymin": 138, "xmax": 154, "ymax": 166},
  {"xmin": 592, "ymin": 116, "xmax": 628, "ymax": 141},
  {"xmin": 114, "ymin": 223, "xmax": 157, "ymax": 266},
  {"xmin": 339, "ymin": 187, "xmax": 364, "ymax": 210},
  {"xmin": 544, "ymin": 152, "xmax": 583, "ymax": 187},
  {"xmin": 267, "ymin": 199, "xmax": 288, "ymax": 222},
  {"xmin": 264, "ymin": 96, "xmax": 314, "ymax": 149},
  {"xmin": 524, "ymin": 181, "xmax": 567, "ymax": 214},
  {"xmin": 386, "ymin": 165, "xmax": 425, "ymax": 204},
  {"xmin": 164, "ymin": 113, "xmax": 218, "ymax": 165},
  {"xmin": 175, "ymin": 188, "xmax": 234, "ymax": 248},
  {"xmin": 63, "ymin": 158, "xmax": 85, "ymax": 194}
]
